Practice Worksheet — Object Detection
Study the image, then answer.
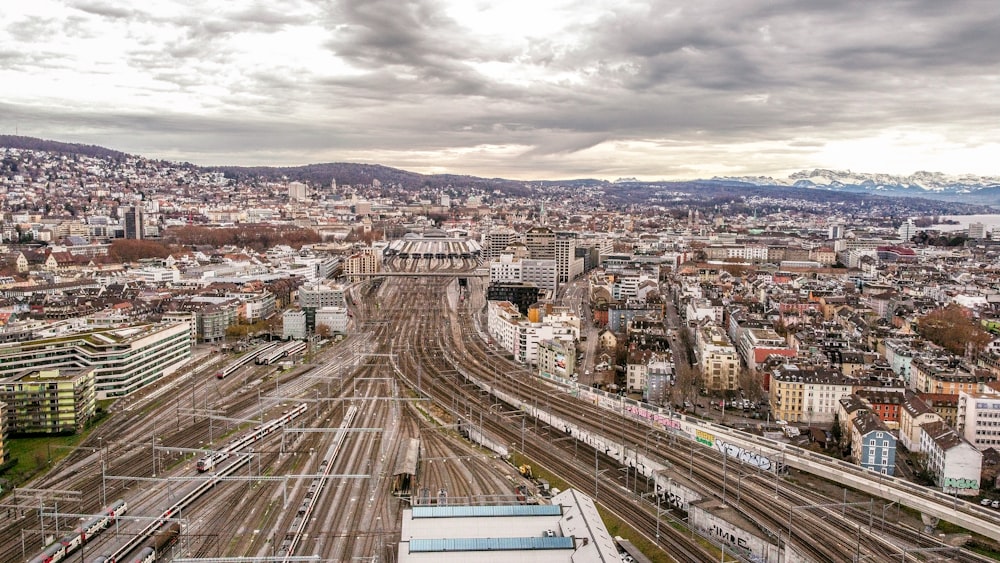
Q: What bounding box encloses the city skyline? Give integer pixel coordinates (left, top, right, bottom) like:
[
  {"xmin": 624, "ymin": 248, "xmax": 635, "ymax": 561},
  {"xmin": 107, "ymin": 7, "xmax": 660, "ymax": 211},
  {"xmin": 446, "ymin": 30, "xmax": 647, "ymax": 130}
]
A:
[{"xmin": 3, "ymin": 0, "xmax": 999, "ymax": 180}]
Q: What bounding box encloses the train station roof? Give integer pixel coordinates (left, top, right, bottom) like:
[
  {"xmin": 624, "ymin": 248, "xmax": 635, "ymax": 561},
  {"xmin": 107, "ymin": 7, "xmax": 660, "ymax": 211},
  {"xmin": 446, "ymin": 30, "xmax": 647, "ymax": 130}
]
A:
[{"xmin": 398, "ymin": 488, "xmax": 621, "ymax": 562}]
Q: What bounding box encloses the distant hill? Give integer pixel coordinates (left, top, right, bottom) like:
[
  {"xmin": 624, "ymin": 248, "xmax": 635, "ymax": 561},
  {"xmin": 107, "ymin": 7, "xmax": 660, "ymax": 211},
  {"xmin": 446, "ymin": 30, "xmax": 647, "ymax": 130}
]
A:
[
  {"xmin": 207, "ymin": 162, "xmax": 536, "ymax": 193},
  {"xmin": 0, "ymin": 135, "xmax": 132, "ymax": 161},
  {"xmin": 0, "ymin": 135, "xmax": 993, "ymax": 212}
]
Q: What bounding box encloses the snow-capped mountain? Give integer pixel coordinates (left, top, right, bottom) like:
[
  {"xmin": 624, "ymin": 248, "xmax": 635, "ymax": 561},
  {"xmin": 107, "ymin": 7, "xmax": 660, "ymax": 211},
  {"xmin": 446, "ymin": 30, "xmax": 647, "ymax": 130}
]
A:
[{"xmin": 711, "ymin": 169, "xmax": 1000, "ymax": 203}]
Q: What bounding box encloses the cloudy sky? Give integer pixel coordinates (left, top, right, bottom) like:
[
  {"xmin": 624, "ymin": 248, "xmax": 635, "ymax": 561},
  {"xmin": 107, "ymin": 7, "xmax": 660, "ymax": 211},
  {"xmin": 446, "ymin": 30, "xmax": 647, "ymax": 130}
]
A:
[{"xmin": 3, "ymin": 0, "xmax": 999, "ymax": 180}]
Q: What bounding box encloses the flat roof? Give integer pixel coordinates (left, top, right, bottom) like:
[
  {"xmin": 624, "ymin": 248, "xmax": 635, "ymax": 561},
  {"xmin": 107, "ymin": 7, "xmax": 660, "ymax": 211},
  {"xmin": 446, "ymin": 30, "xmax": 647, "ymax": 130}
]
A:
[
  {"xmin": 409, "ymin": 537, "xmax": 574, "ymax": 552},
  {"xmin": 412, "ymin": 505, "xmax": 563, "ymax": 518}
]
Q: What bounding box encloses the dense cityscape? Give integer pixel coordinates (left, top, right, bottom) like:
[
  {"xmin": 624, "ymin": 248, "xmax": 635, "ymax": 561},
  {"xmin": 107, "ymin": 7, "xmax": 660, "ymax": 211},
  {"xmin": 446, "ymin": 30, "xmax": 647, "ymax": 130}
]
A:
[{"xmin": 0, "ymin": 139, "xmax": 998, "ymax": 562}]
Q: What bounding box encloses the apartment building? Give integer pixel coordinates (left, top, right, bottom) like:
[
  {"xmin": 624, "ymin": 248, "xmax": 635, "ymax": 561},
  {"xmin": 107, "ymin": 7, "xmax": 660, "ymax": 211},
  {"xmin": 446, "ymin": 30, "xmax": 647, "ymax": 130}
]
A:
[
  {"xmin": 343, "ymin": 247, "xmax": 381, "ymax": 282},
  {"xmin": 920, "ymin": 421, "xmax": 983, "ymax": 496},
  {"xmin": 0, "ymin": 368, "xmax": 96, "ymax": 434},
  {"xmin": 537, "ymin": 339, "xmax": 576, "ymax": 379},
  {"xmin": 912, "ymin": 358, "xmax": 992, "ymax": 395},
  {"xmin": 0, "ymin": 402, "xmax": 8, "ymax": 463},
  {"xmin": 851, "ymin": 412, "xmax": 897, "ymax": 475},
  {"xmin": 898, "ymin": 392, "xmax": 942, "ymax": 453},
  {"xmin": 487, "ymin": 300, "xmax": 577, "ymax": 366},
  {"xmin": 770, "ymin": 365, "xmax": 853, "ymax": 424},
  {"xmin": 695, "ymin": 323, "xmax": 740, "ymax": 392}
]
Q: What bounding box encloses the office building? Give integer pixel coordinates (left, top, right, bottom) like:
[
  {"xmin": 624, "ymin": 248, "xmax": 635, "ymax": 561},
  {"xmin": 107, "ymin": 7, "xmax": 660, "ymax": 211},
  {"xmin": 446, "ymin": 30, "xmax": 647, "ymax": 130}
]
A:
[{"xmin": 0, "ymin": 323, "xmax": 192, "ymax": 399}]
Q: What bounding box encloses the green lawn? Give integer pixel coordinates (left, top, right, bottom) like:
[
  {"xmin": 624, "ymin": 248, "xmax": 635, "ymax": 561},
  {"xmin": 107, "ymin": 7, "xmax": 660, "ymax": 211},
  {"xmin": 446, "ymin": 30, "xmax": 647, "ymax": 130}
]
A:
[{"xmin": 1, "ymin": 405, "xmax": 111, "ymax": 492}]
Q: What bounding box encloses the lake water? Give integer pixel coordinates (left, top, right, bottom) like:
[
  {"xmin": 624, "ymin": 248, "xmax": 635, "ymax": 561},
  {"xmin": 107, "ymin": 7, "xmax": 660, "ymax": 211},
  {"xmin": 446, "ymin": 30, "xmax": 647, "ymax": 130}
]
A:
[{"xmin": 929, "ymin": 214, "xmax": 1000, "ymax": 232}]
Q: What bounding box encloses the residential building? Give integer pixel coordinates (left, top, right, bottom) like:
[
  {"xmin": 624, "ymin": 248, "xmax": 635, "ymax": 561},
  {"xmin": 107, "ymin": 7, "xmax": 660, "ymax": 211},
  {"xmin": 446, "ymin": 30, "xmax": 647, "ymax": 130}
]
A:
[
  {"xmin": 0, "ymin": 322, "xmax": 192, "ymax": 399},
  {"xmin": 288, "ymin": 181, "xmax": 308, "ymax": 202},
  {"xmin": 164, "ymin": 296, "xmax": 240, "ymax": 343},
  {"xmin": 898, "ymin": 393, "xmax": 942, "ymax": 453},
  {"xmin": 343, "ymin": 247, "xmax": 381, "ymax": 282},
  {"xmin": 851, "ymin": 412, "xmax": 896, "ymax": 475},
  {"xmin": 487, "ymin": 301, "xmax": 576, "ymax": 366},
  {"xmin": 230, "ymin": 290, "xmax": 276, "ymax": 323},
  {"xmin": 856, "ymin": 390, "xmax": 905, "ymax": 430},
  {"xmin": 736, "ymin": 326, "xmax": 795, "ymax": 372},
  {"xmin": 537, "ymin": 339, "xmax": 575, "ymax": 379},
  {"xmin": 0, "ymin": 368, "xmax": 96, "ymax": 434},
  {"xmin": 918, "ymin": 393, "xmax": 960, "ymax": 427},
  {"xmin": 919, "ymin": 421, "xmax": 983, "ymax": 496},
  {"xmin": 770, "ymin": 365, "xmax": 853, "ymax": 424},
  {"xmin": 645, "ymin": 360, "xmax": 675, "ymax": 406},
  {"xmin": 0, "ymin": 402, "xmax": 7, "ymax": 463},
  {"xmin": 837, "ymin": 395, "xmax": 870, "ymax": 445},
  {"xmin": 912, "ymin": 358, "xmax": 991, "ymax": 395},
  {"xmin": 695, "ymin": 323, "xmax": 740, "ymax": 392}
]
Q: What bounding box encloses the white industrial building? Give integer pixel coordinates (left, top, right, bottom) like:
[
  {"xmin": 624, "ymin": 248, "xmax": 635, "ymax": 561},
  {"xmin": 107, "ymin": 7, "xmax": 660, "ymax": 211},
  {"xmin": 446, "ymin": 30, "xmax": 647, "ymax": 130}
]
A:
[
  {"xmin": 958, "ymin": 391, "xmax": 1000, "ymax": 450},
  {"xmin": 397, "ymin": 489, "xmax": 619, "ymax": 562}
]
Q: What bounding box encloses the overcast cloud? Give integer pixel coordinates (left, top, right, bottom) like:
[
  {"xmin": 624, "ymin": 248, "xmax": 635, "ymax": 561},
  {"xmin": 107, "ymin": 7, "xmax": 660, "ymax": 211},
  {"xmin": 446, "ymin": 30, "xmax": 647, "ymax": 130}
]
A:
[{"xmin": 2, "ymin": 0, "xmax": 998, "ymax": 180}]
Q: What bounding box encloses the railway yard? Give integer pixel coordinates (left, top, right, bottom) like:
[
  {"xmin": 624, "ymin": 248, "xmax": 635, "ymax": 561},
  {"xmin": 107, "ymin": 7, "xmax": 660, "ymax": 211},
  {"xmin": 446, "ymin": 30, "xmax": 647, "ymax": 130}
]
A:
[{"xmin": 4, "ymin": 255, "xmax": 1000, "ymax": 562}]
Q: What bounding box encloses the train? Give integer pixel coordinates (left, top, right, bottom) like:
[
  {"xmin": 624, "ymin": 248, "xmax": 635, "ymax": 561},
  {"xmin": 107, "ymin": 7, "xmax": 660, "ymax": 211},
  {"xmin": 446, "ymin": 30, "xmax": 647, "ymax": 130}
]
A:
[
  {"xmin": 196, "ymin": 403, "xmax": 308, "ymax": 472},
  {"xmin": 256, "ymin": 340, "xmax": 307, "ymax": 365},
  {"xmin": 28, "ymin": 499, "xmax": 127, "ymax": 563},
  {"xmin": 132, "ymin": 521, "xmax": 180, "ymax": 563},
  {"xmin": 91, "ymin": 514, "xmax": 181, "ymax": 563},
  {"xmin": 216, "ymin": 342, "xmax": 279, "ymax": 379}
]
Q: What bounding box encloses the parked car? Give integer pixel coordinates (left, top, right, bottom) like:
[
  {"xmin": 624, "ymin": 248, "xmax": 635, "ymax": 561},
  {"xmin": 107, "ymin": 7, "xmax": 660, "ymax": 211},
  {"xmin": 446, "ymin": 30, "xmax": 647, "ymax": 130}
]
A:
[
  {"xmin": 982, "ymin": 498, "xmax": 992, "ymax": 506},
  {"xmin": 993, "ymin": 500, "xmax": 1000, "ymax": 509}
]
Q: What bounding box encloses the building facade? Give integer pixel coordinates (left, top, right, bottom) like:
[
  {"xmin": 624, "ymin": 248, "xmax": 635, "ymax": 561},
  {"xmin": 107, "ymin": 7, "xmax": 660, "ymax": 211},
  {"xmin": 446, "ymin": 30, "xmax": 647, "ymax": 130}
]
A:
[
  {"xmin": 920, "ymin": 421, "xmax": 983, "ymax": 496},
  {"xmin": 851, "ymin": 412, "xmax": 897, "ymax": 475},
  {"xmin": 537, "ymin": 339, "xmax": 576, "ymax": 379},
  {"xmin": 695, "ymin": 323, "xmax": 740, "ymax": 392},
  {"xmin": 283, "ymin": 310, "xmax": 307, "ymax": 340},
  {"xmin": 958, "ymin": 392, "xmax": 1000, "ymax": 451},
  {"xmin": 0, "ymin": 322, "xmax": 192, "ymax": 399},
  {"xmin": 770, "ymin": 366, "xmax": 854, "ymax": 424},
  {"xmin": 0, "ymin": 368, "xmax": 96, "ymax": 434}
]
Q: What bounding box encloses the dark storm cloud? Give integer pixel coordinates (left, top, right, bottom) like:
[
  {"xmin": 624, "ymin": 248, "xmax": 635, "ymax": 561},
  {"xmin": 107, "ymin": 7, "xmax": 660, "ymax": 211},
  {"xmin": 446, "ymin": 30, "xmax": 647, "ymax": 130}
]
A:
[
  {"xmin": 4, "ymin": 0, "xmax": 999, "ymax": 177},
  {"xmin": 320, "ymin": 0, "xmax": 511, "ymax": 97}
]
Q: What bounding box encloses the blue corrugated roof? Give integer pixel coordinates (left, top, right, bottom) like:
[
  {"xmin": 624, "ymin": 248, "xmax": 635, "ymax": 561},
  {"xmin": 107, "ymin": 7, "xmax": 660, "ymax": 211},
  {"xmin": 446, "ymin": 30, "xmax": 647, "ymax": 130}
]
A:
[
  {"xmin": 409, "ymin": 537, "xmax": 574, "ymax": 552},
  {"xmin": 412, "ymin": 505, "xmax": 562, "ymax": 518}
]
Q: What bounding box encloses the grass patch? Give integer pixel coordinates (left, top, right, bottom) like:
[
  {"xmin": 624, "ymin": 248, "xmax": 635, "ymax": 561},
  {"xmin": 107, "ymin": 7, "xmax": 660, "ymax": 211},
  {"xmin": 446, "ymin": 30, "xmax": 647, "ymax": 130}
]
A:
[{"xmin": 4, "ymin": 434, "xmax": 86, "ymax": 485}]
